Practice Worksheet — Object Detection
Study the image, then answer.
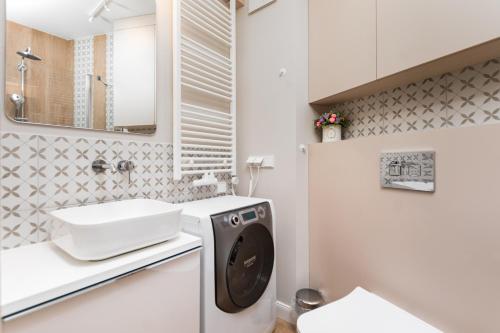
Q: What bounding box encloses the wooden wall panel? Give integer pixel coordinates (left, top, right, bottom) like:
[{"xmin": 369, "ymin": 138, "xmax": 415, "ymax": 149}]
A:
[{"xmin": 5, "ymin": 21, "xmax": 74, "ymax": 126}]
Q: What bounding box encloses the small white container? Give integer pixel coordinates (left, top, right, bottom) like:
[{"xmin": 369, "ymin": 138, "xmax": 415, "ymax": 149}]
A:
[{"xmin": 322, "ymin": 125, "xmax": 342, "ymax": 143}]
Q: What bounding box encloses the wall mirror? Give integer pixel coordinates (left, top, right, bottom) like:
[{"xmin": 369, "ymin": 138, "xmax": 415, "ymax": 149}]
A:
[{"xmin": 4, "ymin": 0, "xmax": 157, "ymax": 134}]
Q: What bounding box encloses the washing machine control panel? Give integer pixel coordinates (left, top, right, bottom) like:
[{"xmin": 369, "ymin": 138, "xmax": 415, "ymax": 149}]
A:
[
  {"xmin": 239, "ymin": 208, "xmax": 259, "ymax": 225},
  {"xmin": 219, "ymin": 203, "xmax": 270, "ymax": 228}
]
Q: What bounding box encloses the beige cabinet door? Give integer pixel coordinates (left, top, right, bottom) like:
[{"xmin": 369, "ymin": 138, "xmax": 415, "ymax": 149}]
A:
[
  {"xmin": 4, "ymin": 251, "xmax": 201, "ymax": 333},
  {"xmin": 377, "ymin": 0, "xmax": 500, "ymax": 78},
  {"xmin": 309, "ymin": 0, "xmax": 377, "ymax": 103}
]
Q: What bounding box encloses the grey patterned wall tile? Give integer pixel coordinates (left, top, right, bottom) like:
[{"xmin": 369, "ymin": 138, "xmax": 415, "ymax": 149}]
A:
[
  {"xmin": 414, "ymin": 75, "xmax": 447, "ymax": 131},
  {"xmin": 0, "ymin": 133, "xmax": 232, "ymax": 251},
  {"xmin": 449, "ymin": 58, "xmax": 500, "ymax": 127},
  {"xmin": 376, "ymin": 91, "xmax": 389, "ymax": 135},
  {"xmin": 447, "ymin": 65, "xmax": 484, "ymax": 128},
  {"xmin": 1, "ymin": 209, "xmax": 38, "ymax": 249},
  {"xmin": 89, "ymin": 138, "xmax": 111, "ymax": 161},
  {"xmin": 109, "ymin": 140, "xmax": 126, "ymax": 161},
  {"xmin": 340, "ymin": 56, "xmax": 500, "ymax": 140},
  {"xmin": 39, "ymin": 135, "xmax": 97, "ymax": 210},
  {"xmin": 478, "ymin": 59, "xmax": 500, "ymax": 120},
  {"xmin": 0, "ymin": 133, "xmax": 39, "ymax": 213},
  {"xmin": 37, "ymin": 210, "xmax": 52, "ymax": 243},
  {"xmin": 39, "ymin": 136, "xmax": 74, "ymax": 209},
  {"xmin": 365, "ymin": 95, "xmax": 378, "ymax": 137}
]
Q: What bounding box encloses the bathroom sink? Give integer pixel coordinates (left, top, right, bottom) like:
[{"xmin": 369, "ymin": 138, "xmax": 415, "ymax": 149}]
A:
[{"xmin": 50, "ymin": 199, "xmax": 182, "ymax": 261}]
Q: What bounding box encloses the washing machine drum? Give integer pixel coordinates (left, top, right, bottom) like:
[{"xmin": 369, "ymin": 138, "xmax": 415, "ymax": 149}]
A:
[{"xmin": 220, "ymin": 224, "xmax": 274, "ymax": 312}]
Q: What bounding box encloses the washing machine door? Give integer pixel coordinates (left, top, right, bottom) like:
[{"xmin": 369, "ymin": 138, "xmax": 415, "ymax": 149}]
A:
[{"xmin": 226, "ymin": 223, "xmax": 274, "ymax": 309}]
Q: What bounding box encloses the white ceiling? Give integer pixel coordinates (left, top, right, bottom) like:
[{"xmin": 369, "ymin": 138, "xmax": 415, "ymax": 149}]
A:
[{"xmin": 7, "ymin": 0, "xmax": 156, "ymax": 40}]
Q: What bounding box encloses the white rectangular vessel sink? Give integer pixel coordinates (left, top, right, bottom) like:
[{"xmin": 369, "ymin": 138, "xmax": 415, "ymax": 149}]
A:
[{"xmin": 50, "ymin": 199, "xmax": 182, "ymax": 261}]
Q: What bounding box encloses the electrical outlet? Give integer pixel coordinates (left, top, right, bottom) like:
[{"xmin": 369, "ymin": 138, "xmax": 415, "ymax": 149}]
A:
[
  {"xmin": 247, "ymin": 155, "xmax": 275, "ymax": 168},
  {"xmin": 261, "ymin": 155, "xmax": 275, "ymax": 168},
  {"xmin": 217, "ymin": 182, "xmax": 227, "ymax": 194},
  {"xmin": 246, "ymin": 156, "xmax": 264, "ymax": 166}
]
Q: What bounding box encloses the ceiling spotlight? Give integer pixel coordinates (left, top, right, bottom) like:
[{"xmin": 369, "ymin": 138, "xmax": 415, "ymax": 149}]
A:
[{"xmin": 88, "ymin": 0, "xmax": 112, "ymax": 23}]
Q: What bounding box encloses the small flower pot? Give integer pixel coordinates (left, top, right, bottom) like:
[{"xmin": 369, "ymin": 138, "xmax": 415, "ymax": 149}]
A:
[{"xmin": 322, "ymin": 125, "xmax": 342, "ymax": 143}]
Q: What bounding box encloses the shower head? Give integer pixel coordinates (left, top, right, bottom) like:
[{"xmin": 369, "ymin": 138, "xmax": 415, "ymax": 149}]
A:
[{"xmin": 16, "ymin": 48, "xmax": 42, "ymax": 61}]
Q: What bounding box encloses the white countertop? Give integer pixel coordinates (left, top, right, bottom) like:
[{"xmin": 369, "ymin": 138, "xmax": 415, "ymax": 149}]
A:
[{"xmin": 1, "ymin": 232, "xmax": 202, "ymax": 318}]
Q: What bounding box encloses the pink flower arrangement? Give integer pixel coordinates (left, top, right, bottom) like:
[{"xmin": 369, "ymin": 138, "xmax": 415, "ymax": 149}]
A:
[{"xmin": 314, "ymin": 110, "xmax": 349, "ymax": 129}]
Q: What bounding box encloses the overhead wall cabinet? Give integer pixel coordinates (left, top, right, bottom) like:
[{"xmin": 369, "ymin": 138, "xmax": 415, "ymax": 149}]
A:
[
  {"xmin": 377, "ymin": 0, "xmax": 500, "ymax": 77},
  {"xmin": 308, "ymin": 0, "xmax": 377, "ymax": 103},
  {"xmin": 309, "ymin": 0, "xmax": 500, "ymax": 104}
]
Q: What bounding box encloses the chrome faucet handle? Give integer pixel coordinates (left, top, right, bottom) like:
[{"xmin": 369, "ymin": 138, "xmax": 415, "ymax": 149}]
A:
[
  {"xmin": 117, "ymin": 160, "xmax": 136, "ymax": 184},
  {"xmin": 91, "ymin": 159, "xmax": 116, "ymax": 173},
  {"xmin": 117, "ymin": 160, "xmax": 135, "ymax": 173}
]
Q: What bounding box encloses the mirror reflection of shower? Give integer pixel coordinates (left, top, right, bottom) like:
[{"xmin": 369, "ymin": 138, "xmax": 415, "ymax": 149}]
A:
[
  {"xmin": 80, "ymin": 74, "xmax": 114, "ymax": 129},
  {"xmin": 10, "ymin": 47, "xmax": 42, "ymax": 122},
  {"xmin": 97, "ymin": 75, "xmax": 113, "ymax": 88}
]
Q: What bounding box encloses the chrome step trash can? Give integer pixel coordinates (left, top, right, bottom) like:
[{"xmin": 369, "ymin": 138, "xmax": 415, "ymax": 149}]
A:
[{"xmin": 292, "ymin": 288, "xmax": 325, "ymax": 325}]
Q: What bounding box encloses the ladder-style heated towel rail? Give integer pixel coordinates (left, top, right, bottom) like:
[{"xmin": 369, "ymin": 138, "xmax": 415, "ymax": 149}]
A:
[{"xmin": 173, "ymin": 0, "xmax": 236, "ymax": 180}]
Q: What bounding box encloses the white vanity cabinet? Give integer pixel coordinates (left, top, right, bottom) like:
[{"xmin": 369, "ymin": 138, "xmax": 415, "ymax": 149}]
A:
[{"xmin": 2, "ymin": 235, "xmax": 201, "ymax": 333}]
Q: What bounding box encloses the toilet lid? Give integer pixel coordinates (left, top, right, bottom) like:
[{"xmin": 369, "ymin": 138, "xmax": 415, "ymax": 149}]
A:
[{"xmin": 297, "ymin": 287, "xmax": 442, "ymax": 333}]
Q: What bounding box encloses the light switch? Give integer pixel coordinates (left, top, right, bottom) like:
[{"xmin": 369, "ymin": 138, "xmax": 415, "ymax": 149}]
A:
[{"xmin": 261, "ymin": 155, "xmax": 275, "ymax": 168}]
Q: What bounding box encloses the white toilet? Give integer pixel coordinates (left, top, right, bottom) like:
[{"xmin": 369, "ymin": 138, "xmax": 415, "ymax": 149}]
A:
[{"xmin": 297, "ymin": 287, "xmax": 442, "ymax": 333}]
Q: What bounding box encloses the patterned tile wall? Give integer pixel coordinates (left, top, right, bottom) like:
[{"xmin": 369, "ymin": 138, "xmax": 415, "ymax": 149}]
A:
[
  {"xmin": 0, "ymin": 133, "xmax": 230, "ymax": 250},
  {"xmin": 74, "ymin": 37, "xmax": 94, "ymax": 128},
  {"xmin": 105, "ymin": 33, "xmax": 114, "ymax": 130},
  {"xmin": 333, "ymin": 57, "xmax": 500, "ymax": 139}
]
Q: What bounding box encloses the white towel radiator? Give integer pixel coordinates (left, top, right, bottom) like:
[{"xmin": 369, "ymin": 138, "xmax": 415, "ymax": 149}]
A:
[{"xmin": 173, "ymin": 0, "xmax": 237, "ymax": 180}]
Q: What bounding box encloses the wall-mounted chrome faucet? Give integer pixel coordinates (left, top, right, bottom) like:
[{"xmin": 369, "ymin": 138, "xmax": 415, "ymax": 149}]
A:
[
  {"xmin": 91, "ymin": 159, "xmax": 136, "ymax": 184},
  {"xmin": 117, "ymin": 160, "xmax": 135, "ymax": 172},
  {"xmin": 117, "ymin": 160, "xmax": 136, "ymax": 184},
  {"xmin": 91, "ymin": 159, "xmax": 117, "ymax": 173}
]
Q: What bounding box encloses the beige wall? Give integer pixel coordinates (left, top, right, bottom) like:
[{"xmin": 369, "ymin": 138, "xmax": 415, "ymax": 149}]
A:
[
  {"xmin": 236, "ymin": 0, "xmax": 318, "ymax": 307},
  {"xmin": 309, "ymin": 124, "xmax": 500, "ymax": 332},
  {"xmin": 0, "ymin": 0, "xmax": 172, "ymax": 143}
]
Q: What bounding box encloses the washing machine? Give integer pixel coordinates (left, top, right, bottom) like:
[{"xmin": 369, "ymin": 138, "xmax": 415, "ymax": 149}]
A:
[{"xmin": 180, "ymin": 196, "xmax": 276, "ymax": 333}]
